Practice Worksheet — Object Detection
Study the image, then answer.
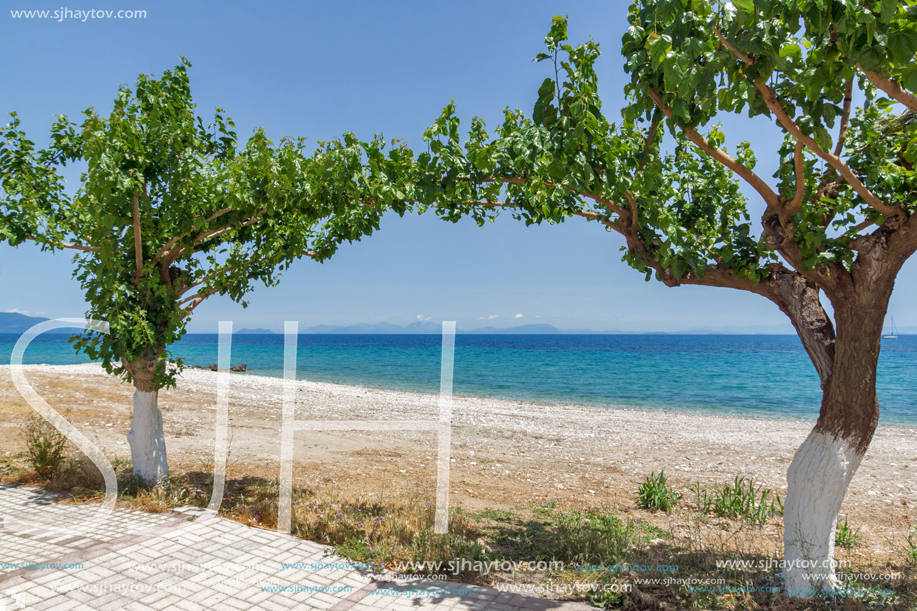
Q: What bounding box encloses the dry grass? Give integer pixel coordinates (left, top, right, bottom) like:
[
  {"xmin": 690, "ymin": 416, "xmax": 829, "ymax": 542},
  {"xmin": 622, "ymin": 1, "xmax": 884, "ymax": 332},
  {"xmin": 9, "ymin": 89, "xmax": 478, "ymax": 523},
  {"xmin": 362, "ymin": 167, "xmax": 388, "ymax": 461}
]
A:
[{"xmin": 2, "ymin": 447, "xmax": 916, "ymax": 610}]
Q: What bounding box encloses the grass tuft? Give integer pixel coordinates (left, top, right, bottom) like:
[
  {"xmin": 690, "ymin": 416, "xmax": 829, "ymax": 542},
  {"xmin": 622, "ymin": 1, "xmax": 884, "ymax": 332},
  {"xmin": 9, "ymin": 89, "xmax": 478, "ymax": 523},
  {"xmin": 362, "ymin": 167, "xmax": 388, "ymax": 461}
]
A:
[
  {"xmin": 835, "ymin": 515, "xmax": 862, "ymax": 550},
  {"xmin": 637, "ymin": 470, "xmax": 681, "ymax": 513},
  {"xmin": 692, "ymin": 476, "xmax": 783, "ymax": 526}
]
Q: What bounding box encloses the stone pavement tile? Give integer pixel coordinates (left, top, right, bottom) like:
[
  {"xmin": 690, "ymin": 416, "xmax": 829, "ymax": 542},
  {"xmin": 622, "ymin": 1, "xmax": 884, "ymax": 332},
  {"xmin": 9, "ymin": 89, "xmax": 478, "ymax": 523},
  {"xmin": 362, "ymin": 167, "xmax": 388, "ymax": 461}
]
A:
[
  {"xmin": 2, "ymin": 490, "xmax": 598, "ymax": 611},
  {"xmin": 258, "ymin": 597, "xmax": 298, "ymax": 611},
  {"xmin": 216, "ymin": 596, "xmax": 254, "ymax": 611},
  {"xmin": 148, "ymin": 594, "xmax": 184, "ymax": 610},
  {"xmin": 173, "ymin": 599, "xmax": 208, "ymax": 611},
  {"xmin": 98, "ymin": 597, "xmax": 133, "ymax": 611},
  {"xmin": 210, "ymin": 604, "xmax": 252, "ymax": 611},
  {"xmin": 241, "ymin": 589, "xmax": 275, "ymax": 606},
  {"xmin": 43, "ymin": 599, "xmax": 85, "ymax": 611},
  {"xmin": 301, "ymin": 598, "xmax": 335, "ymax": 610},
  {"xmin": 137, "ymin": 587, "xmax": 171, "ymax": 606},
  {"xmin": 189, "ymin": 588, "xmax": 228, "ymax": 605}
]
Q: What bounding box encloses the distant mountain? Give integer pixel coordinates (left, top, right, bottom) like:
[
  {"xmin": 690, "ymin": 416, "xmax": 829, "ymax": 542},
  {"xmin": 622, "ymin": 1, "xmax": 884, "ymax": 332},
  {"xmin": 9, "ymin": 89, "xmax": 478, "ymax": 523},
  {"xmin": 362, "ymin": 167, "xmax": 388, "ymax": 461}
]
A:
[
  {"xmin": 302, "ymin": 322, "xmax": 406, "ymax": 334},
  {"xmin": 468, "ymin": 324, "xmax": 564, "ymax": 334},
  {"xmin": 0, "ymin": 312, "xmax": 72, "ymax": 334},
  {"xmin": 302, "ymin": 322, "xmax": 596, "ymax": 335},
  {"xmin": 681, "ymin": 324, "xmax": 797, "ymax": 335},
  {"xmin": 5, "ymin": 311, "xmax": 914, "ymax": 336}
]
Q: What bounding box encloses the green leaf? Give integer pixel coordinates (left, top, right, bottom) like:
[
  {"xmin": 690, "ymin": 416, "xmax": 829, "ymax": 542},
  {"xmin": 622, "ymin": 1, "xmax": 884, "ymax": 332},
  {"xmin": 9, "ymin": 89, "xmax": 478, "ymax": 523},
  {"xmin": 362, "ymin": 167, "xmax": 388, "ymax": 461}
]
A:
[
  {"xmin": 888, "ymin": 30, "xmax": 917, "ymax": 64},
  {"xmin": 779, "ymin": 44, "xmax": 801, "ymax": 60},
  {"xmin": 880, "ymin": 0, "xmax": 898, "ymax": 23},
  {"xmin": 537, "ymin": 78, "xmax": 555, "ymax": 99},
  {"xmin": 732, "ymin": 0, "xmax": 754, "ymax": 14}
]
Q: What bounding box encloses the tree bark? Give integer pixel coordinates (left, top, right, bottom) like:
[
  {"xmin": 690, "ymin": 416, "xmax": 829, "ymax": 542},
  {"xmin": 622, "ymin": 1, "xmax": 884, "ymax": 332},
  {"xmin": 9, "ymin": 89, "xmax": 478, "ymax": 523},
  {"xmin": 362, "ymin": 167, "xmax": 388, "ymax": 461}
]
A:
[
  {"xmin": 122, "ymin": 353, "xmax": 169, "ymax": 484},
  {"xmin": 782, "ymin": 301, "xmax": 883, "ymax": 596}
]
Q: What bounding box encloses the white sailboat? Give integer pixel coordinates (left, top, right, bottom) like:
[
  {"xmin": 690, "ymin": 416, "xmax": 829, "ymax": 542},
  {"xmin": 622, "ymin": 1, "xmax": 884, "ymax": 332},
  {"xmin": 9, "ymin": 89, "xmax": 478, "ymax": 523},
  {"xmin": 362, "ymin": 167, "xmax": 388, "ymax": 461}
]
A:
[{"xmin": 883, "ymin": 315, "xmax": 898, "ymax": 339}]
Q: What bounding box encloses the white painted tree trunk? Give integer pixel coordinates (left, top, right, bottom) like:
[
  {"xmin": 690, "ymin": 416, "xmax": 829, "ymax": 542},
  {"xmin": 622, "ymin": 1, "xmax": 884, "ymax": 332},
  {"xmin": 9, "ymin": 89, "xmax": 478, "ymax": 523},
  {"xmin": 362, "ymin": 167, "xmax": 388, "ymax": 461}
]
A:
[
  {"xmin": 127, "ymin": 389, "xmax": 169, "ymax": 484},
  {"xmin": 783, "ymin": 430, "xmax": 862, "ymax": 597}
]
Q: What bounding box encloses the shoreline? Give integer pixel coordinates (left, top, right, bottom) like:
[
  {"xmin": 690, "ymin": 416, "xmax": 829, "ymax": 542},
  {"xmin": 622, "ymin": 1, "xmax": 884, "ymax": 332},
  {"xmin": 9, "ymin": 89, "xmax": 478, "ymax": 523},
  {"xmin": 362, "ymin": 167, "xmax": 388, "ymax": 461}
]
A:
[{"xmin": 10, "ymin": 360, "xmax": 917, "ymax": 428}]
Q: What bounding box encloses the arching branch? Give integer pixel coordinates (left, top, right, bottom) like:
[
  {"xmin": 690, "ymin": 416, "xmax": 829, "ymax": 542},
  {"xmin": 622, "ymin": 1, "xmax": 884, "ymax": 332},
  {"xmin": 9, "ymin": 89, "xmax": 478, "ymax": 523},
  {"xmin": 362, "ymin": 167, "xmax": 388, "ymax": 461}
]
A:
[
  {"xmin": 152, "ymin": 206, "xmax": 239, "ymax": 267},
  {"xmin": 646, "ymin": 88, "xmax": 781, "ymax": 210},
  {"xmin": 859, "ymin": 67, "xmax": 917, "ymax": 113},
  {"xmin": 713, "ymin": 26, "xmax": 899, "ymax": 219},
  {"xmin": 755, "ymin": 77, "xmax": 899, "ymax": 219}
]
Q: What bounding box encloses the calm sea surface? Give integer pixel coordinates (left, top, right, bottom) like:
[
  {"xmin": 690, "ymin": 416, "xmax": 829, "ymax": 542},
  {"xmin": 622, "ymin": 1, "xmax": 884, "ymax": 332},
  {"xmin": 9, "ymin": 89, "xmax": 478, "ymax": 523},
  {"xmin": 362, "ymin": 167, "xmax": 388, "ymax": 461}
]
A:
[{"xmin": 2, "ymin": 333, "xmax": 914, "ymax": 426}]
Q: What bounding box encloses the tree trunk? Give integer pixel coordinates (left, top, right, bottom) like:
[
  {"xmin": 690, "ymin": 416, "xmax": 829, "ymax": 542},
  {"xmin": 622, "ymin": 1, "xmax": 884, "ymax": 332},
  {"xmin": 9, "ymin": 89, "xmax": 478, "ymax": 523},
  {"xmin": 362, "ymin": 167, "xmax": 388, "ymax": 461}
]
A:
[
  {"xmin": 122, "ymin": 353, "xmax": 169, "ymax": 485},
  {"xmin": 782, "ymin": 304, "xmax": 882, "ymax": 596}
]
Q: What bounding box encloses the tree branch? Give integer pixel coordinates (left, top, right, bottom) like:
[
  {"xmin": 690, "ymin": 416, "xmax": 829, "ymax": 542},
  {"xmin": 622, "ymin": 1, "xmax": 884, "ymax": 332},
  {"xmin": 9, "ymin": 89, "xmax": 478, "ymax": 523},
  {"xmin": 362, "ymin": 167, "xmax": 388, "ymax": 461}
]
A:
[
  {"xmin": 178, "ymin": 251, "xmax": 317, "ymax": 319},
  {"xmin": 713, "ymin": 26, "xmax": 753, "ymax": 66},
  {"xmin": 842, "ymin": 218, "xmax": 875, "ymax": 239},
  {"xmin": 834, "ymin": 79, "xmax": 854, "ymax": 156},
  {"xmin": 646, "ymin": 88, "xmax": 780, "ymax": 210},
  {"xmin": 859, "ymin": 67, "xmax": 917, "ymax": 113},
  {"xmin": 754, "ymin": 77, "xmax": 899, "ymax": 218},
  {"xmin": 770, "ymin": 269, "xmax": 836, "ymax": 387},
  {"xmin": 712, "ymin": 26, "xmax": 899, "ymax": 218},
  {"xmin": 474, "ymin": 176, "xmax": 630, "ymax": 218},
  {"xmin": 179, "ymin": 287, "xmax": 218, "ymax": 317},
  {"xmin": 178, "ymin": 250, "xmax": 317, "ymax": 299},
  {"xmin": 152, "ymin": 206, "xmax": 239, "ymax": 267},
  {"xmin": 787, "ymin": 139, "xmax": 806, "ymax": 218},
  {"xmin": 638, "ymin": 120, "xmax": 660, "ymax": 172},
  {"xmin": 24, "ymin": 236, "xmax": 101, "ymax": 252}
]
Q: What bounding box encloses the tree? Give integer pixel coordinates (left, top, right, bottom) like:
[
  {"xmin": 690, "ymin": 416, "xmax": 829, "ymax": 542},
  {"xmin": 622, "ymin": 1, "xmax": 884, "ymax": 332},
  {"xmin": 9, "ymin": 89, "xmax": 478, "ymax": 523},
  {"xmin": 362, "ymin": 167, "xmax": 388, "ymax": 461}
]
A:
[
  {"xmin": 0, "ymin": 61, "xmax": 409, "ymax": 484},
  {"xmin": 411, "ymin": 4, "xmax": 916, "ymax": 596}
]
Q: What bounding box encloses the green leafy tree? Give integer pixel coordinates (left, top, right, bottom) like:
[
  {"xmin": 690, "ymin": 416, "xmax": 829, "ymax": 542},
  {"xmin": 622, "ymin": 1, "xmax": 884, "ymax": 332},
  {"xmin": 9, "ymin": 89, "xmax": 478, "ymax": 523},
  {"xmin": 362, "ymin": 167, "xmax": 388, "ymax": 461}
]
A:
[
  {"xmin": 412, "ymin": 5, "xmax": 916, "ymax": 596},
  {"xmin": 0, "ymin": 61, "xmax": 410, "ymax": 484}
]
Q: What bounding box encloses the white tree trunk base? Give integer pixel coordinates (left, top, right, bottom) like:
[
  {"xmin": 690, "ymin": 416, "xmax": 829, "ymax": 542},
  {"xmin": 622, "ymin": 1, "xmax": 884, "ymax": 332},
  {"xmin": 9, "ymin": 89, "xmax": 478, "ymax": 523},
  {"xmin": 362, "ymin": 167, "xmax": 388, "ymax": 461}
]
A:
[
  {"xmin": 127, "ymin": 390, "xmax": 169, "ymax": 485},
  {"xmin": 783, "ymin": 430, "xmax": 862, "ymax": 598}
]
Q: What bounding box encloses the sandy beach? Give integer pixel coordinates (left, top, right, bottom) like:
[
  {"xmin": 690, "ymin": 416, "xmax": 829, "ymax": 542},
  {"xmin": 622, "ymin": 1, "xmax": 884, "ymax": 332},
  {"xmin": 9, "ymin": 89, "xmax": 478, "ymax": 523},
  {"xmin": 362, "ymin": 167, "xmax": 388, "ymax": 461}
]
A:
[{"xmin": 1, "ymin": 363, "xmax": 915, "ymax": 555}]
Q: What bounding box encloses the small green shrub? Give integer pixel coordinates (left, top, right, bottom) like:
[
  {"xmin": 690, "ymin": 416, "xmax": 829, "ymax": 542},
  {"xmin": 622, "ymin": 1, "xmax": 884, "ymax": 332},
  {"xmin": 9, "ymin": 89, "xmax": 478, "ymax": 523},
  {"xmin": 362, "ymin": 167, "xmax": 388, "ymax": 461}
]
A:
[
  {"xmin": 692, "ymin": 476, "xmax": 782, "ymax": 525},
  {"xmin": 638, "ymin": 471, "xmax": 681, "ymax": 512},
  {"xmin": 551, "ymin": 510, "xmax": 636, "ymax": 565},
  {"xmin": 907, "ymin": 526, "xmax": 917, "ymax": 563},
  {"xmin": 21, "ymin": 412, "xmax": 69, "ymax": 479},
  {"xmin": 835, "ymin": 516, "xmax": 862, "ymax": 549}
]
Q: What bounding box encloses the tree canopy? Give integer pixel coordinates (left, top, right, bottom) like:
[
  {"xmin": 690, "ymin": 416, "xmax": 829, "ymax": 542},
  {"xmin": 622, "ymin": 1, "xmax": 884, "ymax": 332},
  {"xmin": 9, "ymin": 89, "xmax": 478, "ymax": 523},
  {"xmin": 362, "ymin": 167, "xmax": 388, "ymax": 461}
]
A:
[
  {"xmin": 0, "ymin": 60, "xmax": 412, "ymax": 390},
  {"xmin": 410, "ymin": 4, "xmax": 916, "ymax": 412}
]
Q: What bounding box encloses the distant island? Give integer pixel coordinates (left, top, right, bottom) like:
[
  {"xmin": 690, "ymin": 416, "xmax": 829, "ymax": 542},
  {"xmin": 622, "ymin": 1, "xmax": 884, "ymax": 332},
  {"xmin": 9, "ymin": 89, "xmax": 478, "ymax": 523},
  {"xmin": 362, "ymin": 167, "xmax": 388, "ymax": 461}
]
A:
[
  {"xmin": 235, "ymin": 328, "xmax": 277, "ymax": 335},
  {"xmin": 0, "ymin": 312, "xmax": 72, "ymax": 334}
]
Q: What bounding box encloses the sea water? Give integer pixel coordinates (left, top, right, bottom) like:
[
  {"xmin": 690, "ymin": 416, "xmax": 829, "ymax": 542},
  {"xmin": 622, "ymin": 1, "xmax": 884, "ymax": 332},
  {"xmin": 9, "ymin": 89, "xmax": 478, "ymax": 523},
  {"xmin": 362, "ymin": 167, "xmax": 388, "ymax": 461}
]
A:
[{"xmin": 1, "ymin": 333, "xmax": 914, "ymax": 426}]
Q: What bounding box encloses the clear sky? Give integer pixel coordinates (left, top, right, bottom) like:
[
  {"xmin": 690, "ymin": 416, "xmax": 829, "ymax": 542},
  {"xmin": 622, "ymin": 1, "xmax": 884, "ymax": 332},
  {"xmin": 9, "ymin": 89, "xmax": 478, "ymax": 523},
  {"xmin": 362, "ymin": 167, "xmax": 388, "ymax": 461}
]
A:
[{"xmin": 1, "ymin": 1, "xmax": 913, "ymax": 333}]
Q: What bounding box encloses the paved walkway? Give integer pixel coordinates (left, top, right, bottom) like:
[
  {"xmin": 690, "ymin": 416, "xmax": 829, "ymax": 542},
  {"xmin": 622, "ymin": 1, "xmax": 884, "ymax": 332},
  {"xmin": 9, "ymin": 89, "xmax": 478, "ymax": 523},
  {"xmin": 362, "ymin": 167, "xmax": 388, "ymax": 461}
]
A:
[{"xmin": 0, "ymin": 485, "xmax": 594, "ymax": 611}]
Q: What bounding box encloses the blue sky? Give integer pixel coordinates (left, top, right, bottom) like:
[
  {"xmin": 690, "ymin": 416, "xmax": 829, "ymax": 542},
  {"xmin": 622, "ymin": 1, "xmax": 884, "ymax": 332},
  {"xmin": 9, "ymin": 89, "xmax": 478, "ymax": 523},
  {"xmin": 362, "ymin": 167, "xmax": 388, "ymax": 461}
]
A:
[{"xmin": 1, "ymin": 0, "xmax": 914, "ymax": 333}]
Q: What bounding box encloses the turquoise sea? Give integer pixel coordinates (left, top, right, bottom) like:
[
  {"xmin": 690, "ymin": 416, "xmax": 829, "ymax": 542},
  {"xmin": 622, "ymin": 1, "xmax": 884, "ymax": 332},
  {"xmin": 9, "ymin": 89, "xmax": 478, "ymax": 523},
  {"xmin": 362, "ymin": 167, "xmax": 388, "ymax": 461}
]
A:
[{"xmin": 2, "ymin": 333, "xmax": 915, "ymax": 426}]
